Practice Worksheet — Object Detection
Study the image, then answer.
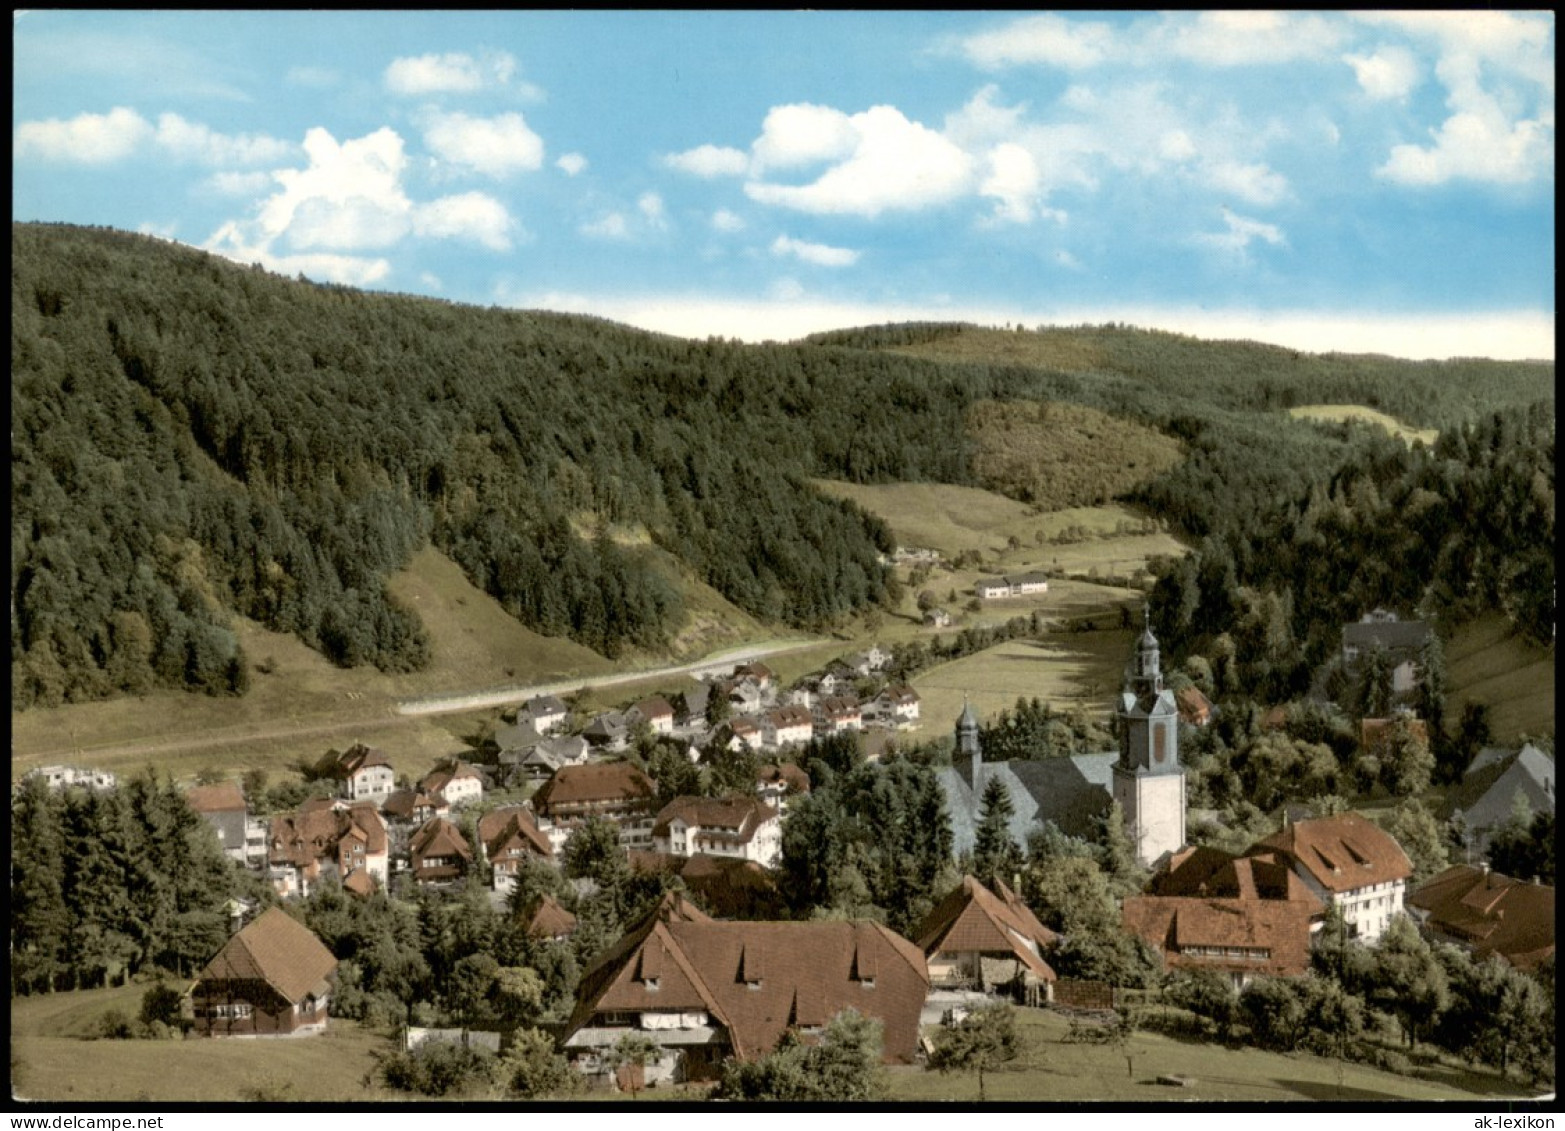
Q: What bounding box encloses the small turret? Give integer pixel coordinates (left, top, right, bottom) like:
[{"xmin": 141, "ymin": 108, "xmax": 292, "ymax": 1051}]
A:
[{"xmin": 955, "ymin": 696, "xmax": 982, "ymax": 790}]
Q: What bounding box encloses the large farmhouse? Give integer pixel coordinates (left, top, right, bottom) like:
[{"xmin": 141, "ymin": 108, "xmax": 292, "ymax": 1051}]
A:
[{"xmin": 189, "ymin": 908, "xmax": 337, "ymax": 1038}]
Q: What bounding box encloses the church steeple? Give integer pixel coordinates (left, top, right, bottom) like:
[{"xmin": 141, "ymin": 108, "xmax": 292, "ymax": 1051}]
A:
[
  {"xmin": 955, "ymin": 696, "xmax": 982, "ymax": 790},
  {"xmin": 1130, "ymin": 604, "xmax": 1162, "ymax": 697}
]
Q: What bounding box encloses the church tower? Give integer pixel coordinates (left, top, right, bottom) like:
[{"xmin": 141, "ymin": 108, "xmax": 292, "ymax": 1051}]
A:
[
  {"xmin": 1112, "ymin": 608, "xmax": 1186, "ymax": 867},
  {"xmin": 955, "ymin": 697, "xmax": 982, "ymax": 791}
]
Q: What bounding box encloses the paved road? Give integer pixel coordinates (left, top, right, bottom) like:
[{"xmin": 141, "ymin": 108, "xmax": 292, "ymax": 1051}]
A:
[
  {"xmin": 14, "ymin": 636, "xmax": 830, "ymax": 769},
  {"xmin": 393, "ymin": 637, "xmax": 827, "ymax": 716}
]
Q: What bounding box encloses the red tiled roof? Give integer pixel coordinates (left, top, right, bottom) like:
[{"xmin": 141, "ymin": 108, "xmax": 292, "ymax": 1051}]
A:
[
  {"xmin": 194, "ymin": 907, "xmax": 337, "ymax": 1004},
  {"xmin": 521, "ymin": 894, "xmax": 579, "ymax": 940},
  {"xmin": 410, "ymin": 816, "xmax": 472, "ymax": 864},
  {"xmin": 269, "ymin": 803, "xmax": 387, "ymax": 869},
  {"xmin": 632, "ymin": 696, "xmax": 674, "ymax": 720},
  {"xmin": 479, "ymin": 805, "xmax": 552, "ymax": 859},
  {"xmin": 1122, "ymin": 894, "xmax": 1317, "ymax": 978},
  {"xmin": 1175, "ymin": 686, "xmax": 1213, "ymax": 725},
  {"xmin": 1153, "ymin": 846, "xmax": 1322, "ymax": 908},
  {"xmin": 1250, "ymin": 813, "xmax": 1413, "ymax": 894},
  {"xmin": 1408, "ymin": 866, "xmax": 1556, "ymax": 971},
  {"xmin": 756, "ymin": 762, "xmax": 811, "ymax": 794},
  {"xmin": 186, "ymin": 780, "xmax": 246, "ymax": 814},
  {"xmin": 765, "ymin": 706, "xmax": 813, "ymax": 729},
  {"xmin": 533, "ymin": 762, "xmax": 655, "ymax": 814},
  {"xmin": 914, "ymin": 876, "xmax": 1058, "ymax": 983},
  {"xmin": 569, "ymin": 914, "xmax": 929, "ymax": 1063}
]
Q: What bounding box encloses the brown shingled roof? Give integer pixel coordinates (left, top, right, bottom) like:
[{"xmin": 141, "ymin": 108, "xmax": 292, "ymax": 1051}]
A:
[
  {"xmin": 186, "ymin": 780, "xmax": 246, "ymax": 814},
  {"xmin": 1122, "ymin": 894, "xmax": 1317, "ymax": 978},
  {"xmin": 521, "ymin": 894, "xmax": 579, "ymax": 941},
  {"xmin": 568, "ymin": 914, "xmax": 929, "ymax": 1063},
  {"xmin": 1408, "ymin": 866, "xmax": 1556, "ymax": 971},
  {"xmin": 194, "ymin": 907, "xmax": 337, "ymax": 1004},
  {"xmin": 479, "ymin": 805, "xmax": 552, "ymax": 859},
  {"xmin": 652, "ymin": 795, "xmax": 777, "ymax": 842},
  {"xmin": 1249, "ymin": 812, "xmax": 1412, "ymax": 894},
  {"xmin": 533, "ymin": 762, "xmax": 655, "ymax": 814},
  {"xmin": 914, "ymin": 876, "xmax": 1059, "ymax": 983}
]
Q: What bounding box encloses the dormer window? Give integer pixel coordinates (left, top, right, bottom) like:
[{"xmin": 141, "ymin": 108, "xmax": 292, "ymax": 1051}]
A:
[
  {"xmin": 745, "ymin": 979, "xmax": 762, "ymax": 991},
  {"xmin": 644, "ymin": 977, "xmax": 660, "ymax": 992}
]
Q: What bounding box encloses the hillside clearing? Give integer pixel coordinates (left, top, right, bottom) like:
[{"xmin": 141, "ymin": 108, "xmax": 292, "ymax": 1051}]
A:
[
  {"xmin": 1445, "ymin": 614, "xmax": 1556, "ymax": 743},
  {"xmin": 1288, "ymin": 404, "xmax": 1439, "ymax": 446}
]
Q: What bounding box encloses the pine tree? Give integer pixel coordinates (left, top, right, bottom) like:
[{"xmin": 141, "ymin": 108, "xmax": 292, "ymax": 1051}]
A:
[{"xmin": 973, "ymin": 777, "xmax": 1021, "ymax": 892}]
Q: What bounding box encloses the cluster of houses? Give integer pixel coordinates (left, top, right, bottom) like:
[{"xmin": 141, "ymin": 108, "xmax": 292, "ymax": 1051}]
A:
[{"xmin": 63, "ymin": 610, "xmax": 1554, "ymax": 1088}]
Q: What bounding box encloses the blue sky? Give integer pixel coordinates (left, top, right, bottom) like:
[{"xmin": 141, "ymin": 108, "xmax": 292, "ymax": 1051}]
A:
[{"xmin": 13, "ymin": 10, "xmax": 1555, "ymax": 359}]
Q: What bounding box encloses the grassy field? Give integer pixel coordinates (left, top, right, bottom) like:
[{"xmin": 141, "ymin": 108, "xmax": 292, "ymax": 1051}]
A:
[
  {"xmin": 908, "ymin": 628, "xmax": 1134, "ymax": 740},
  {"xmin": 1446, "ymin": 614, "xmax": 1556, "ymax": 743},
  {"xmin": 14, "ymin": 987, "xmax": 1528, "ymax": 1104},
  {"xmin": 1288, "ymin": 404, "xmax": 1440, "ymax": 447},
  {"xmin": 887, "ymin": 1007, "xmax": 1532, "ymax": 1103},
  {"xmin": 10, "ymin": 983, "xmax": 400, "ymax": 1103}
]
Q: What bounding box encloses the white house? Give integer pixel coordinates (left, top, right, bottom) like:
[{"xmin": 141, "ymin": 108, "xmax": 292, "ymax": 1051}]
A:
[
  {"xmin": 761, "ymin": 706, "xmax": 815, "ymax": 750},
  {"xmin": 418, "ymin": 760, "xmax": 485, "ymax": 809},
  {"xmin": 518, "ymin": 695, "xmax": 570, "ymax": 735},
  {"xmin": 976, "ymin": 573, "xmax": 1050, "ymax": 600},
  {"xmin": 318, "ymin": 744, "xmax": 396, "ymax": 802},
  {"xmin": 874, "ymin": 684, "xmax": 921, "ymax": 727},
  {"xmin": 813, "ymin": 695, "xmax": 863, "ymax": 738},
  {"xmin": 651, "ymin": 796, "xmax": 783, "ymax": 869},
  {"xmin": 1248, "ymin": 813, "xmax": 1413, "ymax": 944},
  {"xmin": 628, "ymin": 697, "xmax": 676, "ymax": 736}
]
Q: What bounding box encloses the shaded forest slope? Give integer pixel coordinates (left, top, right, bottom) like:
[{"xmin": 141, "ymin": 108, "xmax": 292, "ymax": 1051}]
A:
[{"xmin": 13, "ymin": 226, "xmax": 1554, "ymax": 711}]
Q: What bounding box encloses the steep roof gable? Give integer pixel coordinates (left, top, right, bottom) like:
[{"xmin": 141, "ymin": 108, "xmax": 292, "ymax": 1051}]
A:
[
  {"xmin": 1250, "ymin": 812, "xmax": 1412, "ymax": 893},
  {"xmin": 196, "ymin": 907, "xmax": 337, "ymax": 1003}
]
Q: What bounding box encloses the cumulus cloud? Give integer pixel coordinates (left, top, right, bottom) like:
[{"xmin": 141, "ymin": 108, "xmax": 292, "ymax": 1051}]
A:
[
  {"xmin": 979, "ymin": 142, "xmax": 1043, "ymax": 223},
  {"xmin": 1204, "ymin": 159, "xmax": 1289, "ymax": 206},
  {"xmin": 154, "ymin": 112, "xmax": 293, "ymax": 166},
  {"xmin": 16, "ymin": 106, "xmax": 292, "ymax": 167},
  {"xmin": 420, "ymin": 109, "xmax": 544, "ymax": 178},
  {"xmin": 664, "ymin": 144, "xmax": 750, "ymax": 177},
  {"xmin": 1196, "ymin": 207, "xmax": 1287, "ymax": 256},
  {"xmin": 1343, "ymin": 46, "xmax": 1421, "ymax": 101},
  {"xmin": 15, "ymin": 106, "xmax": 153, "ymax": 163},
  {"xmin": 201, "ymin": 125, "xmax": 518, "ymax": 285},
  {"xmin": 581, "ymin": 212, "xmax": 630, "ymax": 239},
  {"xmin": 1154, "ymin": 11, "xmax": 1346, "ymax": 66},
  {"xmin": 556, "ymin": 152, "xmax": 588, "ymax": 176},
  {"xmin": 1366, "ymin": 14, "xmax": 1554, "ymax": 187},
  {"xmin": 711, "ymin": 208, "xmax": 745, "ymax": 232},
  {"xmin": 204, "ymin": 170, "xmax": 275, "ymax": 196},
  {"xmin": 413, "ymin": 192, "xmax": 515, "ymax": 250},
  {"xmin": 771, "ymin": 235, "xmax": 860, "ymax": 267},
  {"xmin": 745, "ymin": 104, "xmax": 975, "ymax": 217},
  {"xmin": 638, "ymin": 192, "xmax": 666, "ymax": 226},
  {"xmin": 384, "ymin": 51, "xmax": 519, "ymax": 95},
  {"xmin": 961, "ymin": 14, "xmax": 1118, "ymax": 70}
]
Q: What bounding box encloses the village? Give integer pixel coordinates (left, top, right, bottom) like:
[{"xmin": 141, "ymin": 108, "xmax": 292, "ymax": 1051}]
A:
[{"xmin": 22, "ymin": 589, "xmax": 1556, "ymax": 1099}]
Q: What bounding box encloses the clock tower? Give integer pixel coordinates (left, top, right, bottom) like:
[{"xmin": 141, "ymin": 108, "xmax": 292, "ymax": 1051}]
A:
[{"xmin": 1112, "ymin": 608, "xmax": 1186, "ymax": 867}]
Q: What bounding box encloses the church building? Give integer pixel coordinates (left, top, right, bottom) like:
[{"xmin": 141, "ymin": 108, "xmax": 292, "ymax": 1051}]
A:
[{"xmin": 937, "ymin": 613, "xmax": 1187, "ymax": 870}]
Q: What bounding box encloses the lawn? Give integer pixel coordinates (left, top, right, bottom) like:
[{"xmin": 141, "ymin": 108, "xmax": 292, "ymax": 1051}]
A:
[
  {"xmin": 887, "ymin": 1006, "xmax": 1531, "ymax": 1103},
  {"xmin": 10, "ymin": 984, "xmax": 399, "ymax": 1104},
  {"xmin": 908, "ymin": 629, "xmax": 1134, "ymax": 741},
  {"xmin": 1445, "ymin": 614, "xmax": 1556, "ymax": 744}
]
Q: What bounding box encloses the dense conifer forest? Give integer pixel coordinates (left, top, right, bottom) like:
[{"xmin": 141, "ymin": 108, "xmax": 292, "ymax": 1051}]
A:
[{"xmin": 11, "ymin": 223, "xmax": 1555, "ymax": 709}]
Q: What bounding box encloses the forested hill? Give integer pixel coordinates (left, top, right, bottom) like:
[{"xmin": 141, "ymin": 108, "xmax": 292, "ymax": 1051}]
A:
[{"xmin": 11, "ymin": 223, "xmax": 1554, "ymax": 711}]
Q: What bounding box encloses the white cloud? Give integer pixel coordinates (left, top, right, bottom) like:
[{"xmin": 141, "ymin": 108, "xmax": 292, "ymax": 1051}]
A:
[
  {"xmin": 711, "ymin": 208, "xmax": 745, "ymax": 232},
  {"xmin": 204, "ymin": 219, "xmax": 391, "ymax": 286},
  {"xmin": 1205, "ymin": 159, "xmax": 1289, "ymax": 206},
  {"xmin": 1154, "ymin": 11, "xmax": 1346, "ymax": 66},
  {"xmin": 420, "ymin": 110, "xmax": 544, "ymax": 178},
  {"xmin": 769, "ymin": 277, "xmax": 807, "ymax": 301},
  {"xmin": 204, "ymin": 170, "xmax": 275, "ymax": 196},
  {"xmin": 420, "ymin": 271, "xmax": 443, "ymax": 290},
  {"xmin": 1054, "ymin": 250, "xmax": 1083, "ymax": 270},
  {"xmin": 136, "ymin": 221, "xmax": 177, "ymax": 239},
  {"xmin": 771, "ymin": 235, "xmax": 860, "ymax": 267},
  {"xmin": 1378, "ymin": 104, "xmax": 1552, "ymax": 185},
  {"xmin": 961, "ymin": 14, "xmax": 1118, "ymax": 70},
  {"xmin": 14, "ymin": 106, "xmax": 152, "ymax": 163},
  {"xmin": 664, "ymin": 144, "xmax": 750, "ymax": 177},
  {"xmin": 638, "ymin": 192, "xmax": 666, "ymax": 226},
  {"xmin": 750, "ymin": 103, "xmax": 860, "ymax": 171},
  {"xmin": 979, "ymin": 142, "xmax": 1043, "ymax": 224},
  {"xmin": 556, "ymin": 152, "xmax": 588, "ymax": 176},
  {"xmin": 1196, "ymin": 207, "xmax": 1287, "ymax": 256},
  {"xmin": 154, "ymin": 113, "xmax": 293, "ymax": 166},
  {"xmin": 1158, "ymin": 129, "xmax": 1198, "ymax": 162},
  {"xmin": 1343, "ymin": 46, "xmax": 1421, "ymax": 101},
  {"xmin": 745, "ymin": 104, "xmax": 976, "ymax": 217},
  {"xmin": 581, "ymin": 212, "xmax": 630, "ymax": 239},
  {"xmin": 413, "ymin": 192, "xmax": 515, "ymax": 251},
  {"xmin": 384, "ymin": 51, "xmax": 520, "ymax": 95}
]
